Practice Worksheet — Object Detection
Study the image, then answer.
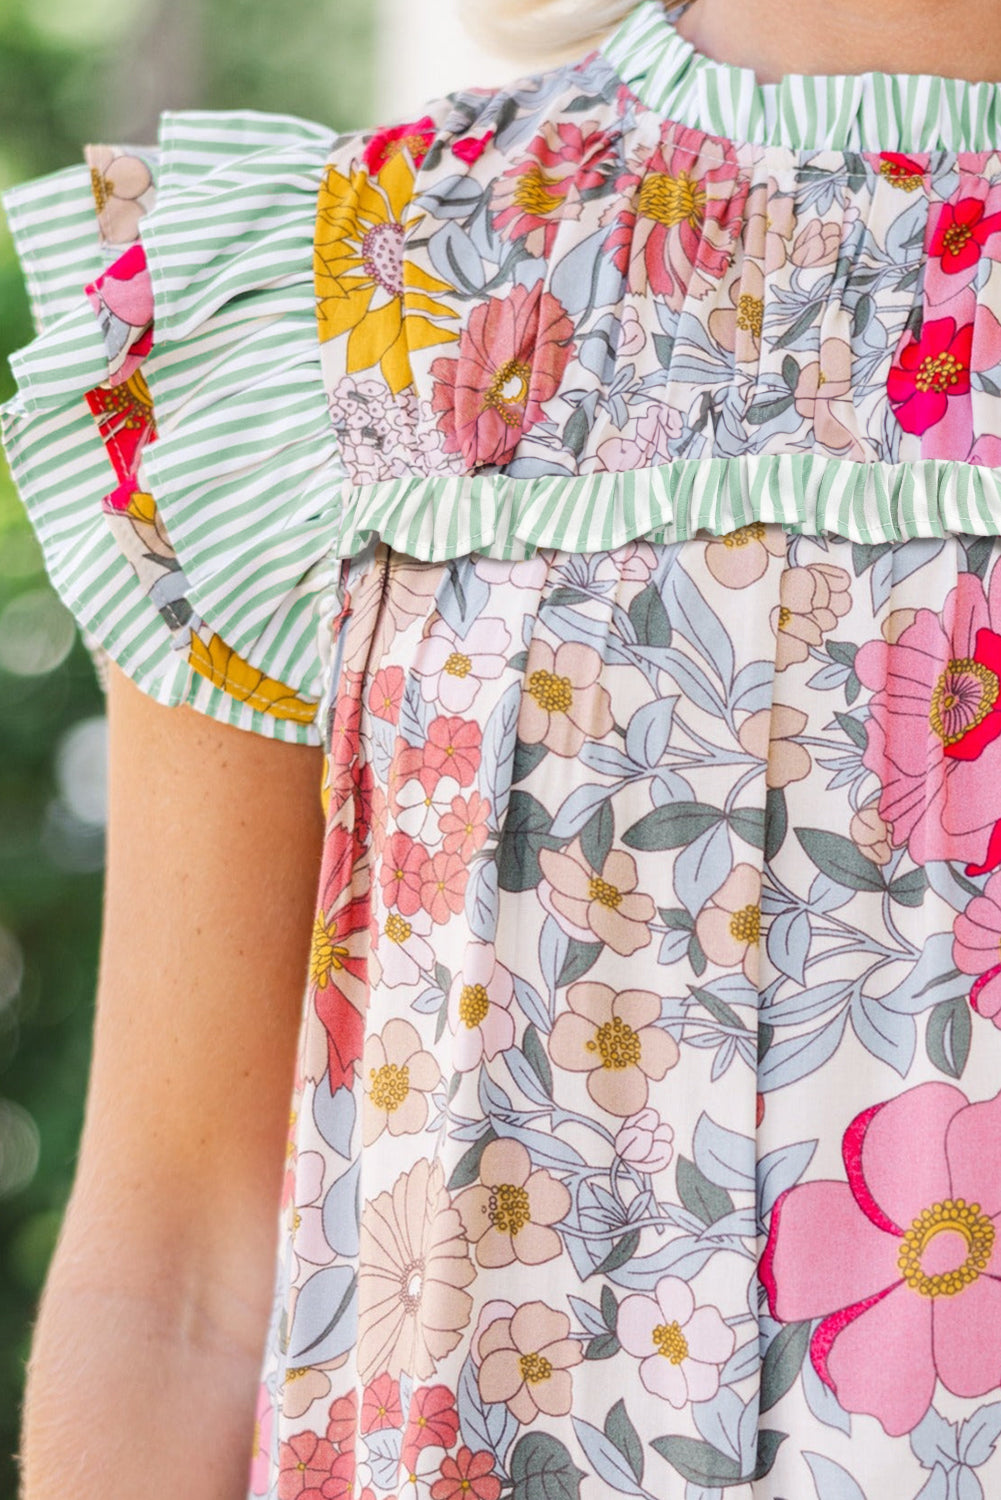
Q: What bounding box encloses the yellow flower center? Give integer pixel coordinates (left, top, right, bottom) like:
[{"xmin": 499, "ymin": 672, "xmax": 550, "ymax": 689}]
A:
[
  {"xmin": 929, "ymin": 658, "xmax": 999, "ymax": 745},
  {"xmin": 286, "ymin": 1366, "xmax": 308, "ymax": 1379},
  {"xmin": 489, "ymin": 1182, "xmax": 532, "ymax": 1235},
  {"xmin": 369, "ymin": 1062, "xmax": 410, "ymax": 1112},
  {"xmin": 513, "ymin": 164, "xmax": 566, "ymax": 217},
  {"xmin": 444, "ymin": 651, "xmax": 473, "ymax": 678},
  {"xmin": 638, "ymin": 170, "xmax": 706, "ymax": 230},
  {"xmin": 519, "ymin": 1351, "xmax": 554, "ymax": 1384},
  {"xmin": 527, "ymin": 668, "xmax": 573, "ymax": 714},
  {"xmin": 776, "ymin": 605, "xmax": 793, "ymax": 628},
  {"xmin": 90, "ymin": 167, "xmax": 111, "ymax": 213},
  {"xmin": 722, "ymin": 521, "xmax": 767, "ymax": 548},
  {"xmin": 942, "ymin": 221, "xmax": 974, "ymax": 258},
  {"xmin": 384, "ymin": 913, "xmax": 412, "ymax": 944},
  {"xmin": 310, "ymin": 914, "xmax": 348, "ymax": 985},
  {"xmin": 588, "ymin": 875, "xmax": 623, "ymax": 909},
  {"xmin": 652, "ymin": 1320, "xmax": 689, "ymax": 1362},
  {"xmin": 383, "ymin": 132, "xmax": 430, "ymax": 162},
  {"xmin": 459, "ymin": 983, "xmax": 490, "ymax": 1028},
  {"xmin": 880, "ymin": 159, "xmax": 924, "ymax": 190},
  {"xmin": 914, "ymin": 350, "xmax": 966, "ymax": 394},
  {"xmin": 897, "ymin": 1197, "xmax": 995, "ymax": 1296},
  {"xmin": 587, "ymin": 1015, "xmax": 642, "ymax": 1070},
  {"xmin": 483, "ymin": 358, "xmax": 532, "ymax": 424},
  {"xmin": 736, "ymin": 293, "xmax": 764, "ymax": 338},
  {"xmin": 728, "ymin": 903, "xmax": 761, "ymax": 945}
]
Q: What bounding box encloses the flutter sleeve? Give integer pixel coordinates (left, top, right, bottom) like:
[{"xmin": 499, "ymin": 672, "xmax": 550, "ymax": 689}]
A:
[{"xmin": 1, "ymin": 109, "xmax": 359, "ymax": 745}]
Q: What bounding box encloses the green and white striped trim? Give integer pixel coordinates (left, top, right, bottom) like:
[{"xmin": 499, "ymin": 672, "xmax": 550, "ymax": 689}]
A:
[
  {"xmin": 330, "ymin": 452, "xmax": 1001, "ymax": 561},
  {"xmin": 603, "ymin": 0, "xmax": 1001, "ymax": 153}
]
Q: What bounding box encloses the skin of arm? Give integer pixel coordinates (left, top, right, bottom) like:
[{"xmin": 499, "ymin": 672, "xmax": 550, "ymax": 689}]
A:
[{"xmin": 16, "ymin": 661, "xmax": 326, "ymax": 1499}]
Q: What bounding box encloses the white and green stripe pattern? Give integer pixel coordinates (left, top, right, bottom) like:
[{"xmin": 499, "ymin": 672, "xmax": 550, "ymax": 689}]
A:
[
  {"xmin": 327, "ymin": 453, "xmax": 1001, "ymax": 561},
  {"xmin": 605, "ymin": 0, "xmax": 1001, "ymax": 152}
]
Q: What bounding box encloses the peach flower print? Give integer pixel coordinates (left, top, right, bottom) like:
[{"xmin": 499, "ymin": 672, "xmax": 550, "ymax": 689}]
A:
[
  {"xmin": 695, "ymin": 863, "xmax": 762, "ymax": 984},
  {"xmin": 548, "ymin": 982, "xmax": 680, "ymax": 1116},
  {"xmin": 357, "ymin": 1157, "xmax": 474, "ymax": 1383},
  {"xmin": 704, "ymin": 522, "xmax": 787, "ymax": 588},
  {"xmin": 362, "ymin": 1017, "xmax": 442, "ymax": 1146},
  {"xmin": 455, "ymin": 1137, "xmax": 571, "ymax": 1267},
  {"xmin": 793, "ymin": 338, "xmax": 864, "ymax": 458},
  {"xmin": 448, "ymin": 944, "xmax": 517, "ymax": 1070},
  {"xmin": 539, "ymin": 839, "xmax": 655, "ymax": 956},
  {"xmin": 519, "ymin": 638, "xmax": 614, "ymax": 756},
  {"xmin": 618, "ymin": 1275, "xmax": 735, "ymax": 1405},
  {"xmin": 477, "ymin": 1300, "xmax": 583, "ymax": 1423},
  {"xmin": 737, "ymin": 704, "xmax": 811, "ymax": 788},
  {"xmin": 280, "ymin": 1364, "xmax": 332, "ymax": 1421},
  {"xmin": 771, "ymin": 560, "xmax": 852, "ymax": 670},
  {"xmin": 418, "ymin": 616, "xmax": 511, "ymax": 714},
  {"xmin": 761, "ymin": 1081, "xmax": 1001, "ymax": 1436},
  {"xmin": 851, "ymin": 803, "xmax": 893, "ymax": 866},
  {"xmin": 85, "ymin": 146, "xmax": 153, "ymax": 244}
]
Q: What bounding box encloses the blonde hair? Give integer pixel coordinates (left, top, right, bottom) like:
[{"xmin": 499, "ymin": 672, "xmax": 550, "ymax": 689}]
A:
[{"xmin": 461, "ymin": 0, "xmax": 643, "ymax": 62}]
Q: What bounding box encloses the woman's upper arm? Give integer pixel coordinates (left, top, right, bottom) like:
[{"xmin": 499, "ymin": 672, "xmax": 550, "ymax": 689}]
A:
[{"xmin": 66, "ymin": 661, "xmax": 325, "ymax": 1327}]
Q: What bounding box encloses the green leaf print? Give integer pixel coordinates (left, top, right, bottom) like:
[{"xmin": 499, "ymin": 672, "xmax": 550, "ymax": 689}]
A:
[
  {"xmin": 926, "ymin": 996, "xmax": 972, "ymax": 1079},
  {"xmin": 652, "ymin": 1429, "xmax": 787, "ymax": 1485},
  {"xmin": 522, "ymin": 1023, "xmax": 554, "ymax": 1097},
  {"xmin": 760, "ymin": 1320, "xmax": 812, "ymax": 1412},
  {"xmin": 675, "ymin": 1154, "xmax": 735, "ymax": 1226},
  {"xmin": 509, "ymin": 1432, "xmax": 586, "ymax": 1500},
  {"xmin": 623, "ymin": 802, "xmax": 723, "ymax": 850},
  {"xmin": 604, "ymin": 1399, "xmax": 644, "ymax": 1483},
  {"xmin": 795, "ymin": 827, "xmax": 887, "ymax": 892}
]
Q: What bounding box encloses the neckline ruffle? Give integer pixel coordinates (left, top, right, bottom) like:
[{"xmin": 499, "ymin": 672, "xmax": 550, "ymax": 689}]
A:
[{"xmin": 601, "ymin": 0, "xmax": 1001, "ymax": 153}]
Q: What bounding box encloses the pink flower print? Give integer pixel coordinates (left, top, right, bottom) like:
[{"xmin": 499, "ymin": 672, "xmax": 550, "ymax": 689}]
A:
[
  {"xmin": 519, "ymin": 638, "xmax": 614, "ymax": 757},
  {"xmin": 422, "ymin": 715, "xmax": 482, "ymax": 789},
  {"xmin": 477, "ymin": 1301, "xmax": 582, "ymax": 1422},
  {"xmin": 452, "ymin": 130, "xmax": 494, "ymax": 165},
  {"xmin": 419, "ymin": 848, "xmax": 469, "ymax": 923},
  {"xmin": 361, "ymin": 1372, "xmax": 403, "ymax": 1434},
  {"xmin": 455, "ymin": 1137, "xmax": 571, "ymax": 1268},
  {"xmin": 447, "ymin": 944, "xmax": 516, "ymax": 1070},
  {"xmin": 582, "ymin": 401, "xmax": 684, "ymax": 472},
  {"xmin": 380, "ymin": 830, "xmax": 426, "ymax": 916},
  {"xmin": 85, "ymin": 243, "xmax": 154, "ymax": 384},
  {"xmin": 761, "ymin": 1081, "xmax": 1001, "ymax": 1436},
  {"xmin": 363, "ymin": 114, "xmax": 436, "ymax": 175},
  {"xmin": 615, "ymin": 1107, "xmax": 676, "ymax": 1173},
  {"xmin": 618, "ymin": 1276, "xmax": 735, "ymax": 1406},
  {"xmin": 369, "ymin": 665, "xmax": 405, "ymax": 724},
  {"xmin": 605, "ymin": 123, "xmax": 748, "ymax": 311},
  {"xmin": 418, "ymin": 616, "xmax": 511, "ymax": 714},
  {"xmin": 954, "ymin": 871, "xmax": 1001, "ymax": 1024},
  {"xmin": 278, "ymin": 1429, "xmax": 338, "ymax": 1498},
  {"xmin": 855, "ymin": 569, "xmax": 1001, "ymax": 871},
  {"xmin": 429, "ymin": 281, "xmax": 575, "ymax": 469},
  {"xmin": 491, "ymin": 119, "xmax": 618, "ymax": 257},
  {"xmin": 248, "ymin": 1381, "xmax": 275, "ymax": 1495},
  {"xmin": 439, "ymin": 790, "xmax": 491, "ymax": 861},
  {"xmin": 539, "ymin": 839, "xmax": 655, "ymax": 956}
]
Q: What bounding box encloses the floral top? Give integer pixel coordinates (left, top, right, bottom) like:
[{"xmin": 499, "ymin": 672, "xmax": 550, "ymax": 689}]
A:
[{"xmin": 9, "ymin": 5, "xmax": 1001, "ymax": 1500}]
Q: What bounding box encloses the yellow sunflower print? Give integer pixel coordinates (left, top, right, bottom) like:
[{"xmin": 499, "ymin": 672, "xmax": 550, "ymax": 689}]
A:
[{"xmin": 313, "ymin": 148, "xmax": 457, "ymax": 395}]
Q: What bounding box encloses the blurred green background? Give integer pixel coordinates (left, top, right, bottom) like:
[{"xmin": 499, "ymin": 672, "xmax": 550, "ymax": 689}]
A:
[{"xmin": 0, "ymin": 1, "xmax": 375, "ymax": 1490}]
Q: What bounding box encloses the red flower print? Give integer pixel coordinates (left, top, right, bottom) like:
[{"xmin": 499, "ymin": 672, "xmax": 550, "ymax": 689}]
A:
[
  {"xmin": 319, "ymin": 1448, "xmax": 356, "ymax": 1500},
  {"xmin": 428, "ymin": 281, "xmax": 575, "ymax": 469},
  {"xmin": 760, "ymin": 1081, "xmax": 1001, "ymax": 1437},
  {"xmin": 329, "ymin": 672, "xmax": 364, "ymax": 764},
  {"xmin": 369, "ymin": 665, "xmax": 405, "ymax": 724},
  {"xmin": 380, "ymin": 831, "xmax": 426, "ymax": 916},
  {"xmin": 419, "ymin": 849, "xmax": 469, "ymax": 923},
  {"xmin": 361, "ymin": 1372, "xmax": 403, "ymax": 1433},
  {"xmin": 423, "ymin": 715, "xmax": 482, "ymax": 787},
  {"xmin": 401, "ymin": 1385, "xmax": 459, "ymax": 1467},
  {"xmin": 363, "ymin": 115, "xmax": 436, "ymax": 175},
  {"xmin": 278, "ymin": 1432, "xmax": 338, "ymax": 1499},
  {"xmin": 452, "ymin": 131, "xmax": 493, "ymax": 165},
  {"xmin": 887, "ymin": 316, "xmax": 972, "ymax": 435},
  {"xmin": 491, "ymin": 120, "xmax": 618, "ymax": 257},
  {"xmin": 877, "ymin": 151, "xmax": 927, "ymax": 190},
  {"xmin": 326, "ymin": 1389, "xmax": 359, "ymax": 1446},
  {"xmin": 930, "ymin": 195, "xmax": 1001, "ymax": 275},
  {"xmin": 431, "ymin": 1447, "xmax": 502, "ymax": 1500},
  {"xmin": 439, "ymin": 790, "xmax": 491, "ymax": 860}
]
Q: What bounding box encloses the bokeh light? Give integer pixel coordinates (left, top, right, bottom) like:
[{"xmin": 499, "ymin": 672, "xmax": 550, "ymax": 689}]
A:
[
  {"xmin": 0, "ymin": 1099, "xmax": 40, "ymax": 1199},
  {"xmin": 0, "ymin": 586, "xmax": 76, "ymax": 676}
]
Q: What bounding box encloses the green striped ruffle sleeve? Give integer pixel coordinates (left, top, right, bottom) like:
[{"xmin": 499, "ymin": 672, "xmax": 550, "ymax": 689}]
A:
[{"xmin": 1, "ymin": 110, "xmax": 359, "ymax": 746}]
